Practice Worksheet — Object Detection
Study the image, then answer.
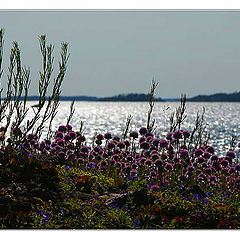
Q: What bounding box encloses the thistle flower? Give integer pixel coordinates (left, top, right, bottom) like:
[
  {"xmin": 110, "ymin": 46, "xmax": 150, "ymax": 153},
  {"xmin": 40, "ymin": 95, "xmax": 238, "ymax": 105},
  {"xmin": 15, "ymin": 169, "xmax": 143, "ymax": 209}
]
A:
[
  {"xmin": 155, "ymin": 159, "xmax": 163, "ymax": 168},
  {"xmin": 139, "ymin": 137, "xmax": 146, "ymax": 143},
  {"xmin": 150, "ymin": 170, "xmax": 157, "ymax": 177}
]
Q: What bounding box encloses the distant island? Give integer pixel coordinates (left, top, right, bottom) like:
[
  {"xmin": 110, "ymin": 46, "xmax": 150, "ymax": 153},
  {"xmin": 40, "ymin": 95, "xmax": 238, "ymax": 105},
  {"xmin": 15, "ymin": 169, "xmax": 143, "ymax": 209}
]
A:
[
  {"xmin": 2, "ymin": 91, "xmax": 240, "ymax": 102},
  {"xmin": 98, "ymin": 93, "xmax": 163, "ymax": 102},
  {"xmin": 188, "ymin": 91, "xmax": 240, "ymax": 102},
  {"xmin": 2, "ymin": 93, "xmax": 164, "ymax": 102}
]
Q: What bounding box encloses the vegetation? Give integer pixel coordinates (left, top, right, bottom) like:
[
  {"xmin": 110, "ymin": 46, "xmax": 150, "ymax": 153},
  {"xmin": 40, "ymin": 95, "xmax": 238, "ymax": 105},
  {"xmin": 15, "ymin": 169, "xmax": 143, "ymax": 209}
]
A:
[{"xmin": 1, "ymin": 30, "xmax": 240, "ymax": 229}]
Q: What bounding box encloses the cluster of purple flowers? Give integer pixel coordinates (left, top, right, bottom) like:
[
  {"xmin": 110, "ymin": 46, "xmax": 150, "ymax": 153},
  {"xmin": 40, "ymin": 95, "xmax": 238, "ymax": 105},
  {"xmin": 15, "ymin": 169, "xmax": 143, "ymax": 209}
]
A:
[{"xmin": 6, "ymin": 124, "xmax": 240, "ymax": 193}]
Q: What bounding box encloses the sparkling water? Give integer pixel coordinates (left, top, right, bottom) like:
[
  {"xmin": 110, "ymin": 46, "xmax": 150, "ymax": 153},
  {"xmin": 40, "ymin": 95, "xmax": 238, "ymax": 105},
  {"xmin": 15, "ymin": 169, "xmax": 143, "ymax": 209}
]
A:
[{"xmin": 17, "ymin": 101, "xmax": 240, "ymax": 156}]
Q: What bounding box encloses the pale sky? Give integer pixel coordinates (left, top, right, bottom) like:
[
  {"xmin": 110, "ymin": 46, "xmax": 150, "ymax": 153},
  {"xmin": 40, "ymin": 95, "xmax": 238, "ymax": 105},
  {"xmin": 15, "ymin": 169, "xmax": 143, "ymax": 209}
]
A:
[{"xmin": 0, "ymin": 10, "xmax": 240, "ymax": 98}]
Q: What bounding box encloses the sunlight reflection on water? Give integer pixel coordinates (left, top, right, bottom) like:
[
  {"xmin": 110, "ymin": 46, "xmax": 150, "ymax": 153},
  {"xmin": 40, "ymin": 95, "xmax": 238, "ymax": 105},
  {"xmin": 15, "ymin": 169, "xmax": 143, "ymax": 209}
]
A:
[{"xmin": 18, "ymin": 101, "xmax": 240, "ymax": 156}]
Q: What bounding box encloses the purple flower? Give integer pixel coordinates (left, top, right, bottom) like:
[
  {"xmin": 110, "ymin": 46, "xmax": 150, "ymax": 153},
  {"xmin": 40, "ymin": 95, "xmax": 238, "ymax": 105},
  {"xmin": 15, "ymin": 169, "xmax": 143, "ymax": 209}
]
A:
[
  {"xmin": 155, "ymin": 159, "xmax": 163, "ymax": 168},
  {"xmin": 159, "ymin": 139, "xmax": 168, "ymax": 148},
  {"xmin": 41, "ymin": 214, "xmax": 50, "ymax": 223},
  {"xmin": 235, "ymin": 165, "xmax": 240, "ymax": 171},
  {"xmin": 124, "ymin": 140, "xmax": 130, "ymax": 147},
  {"xmin": 55, "ymin": 131, "xmax": 64, "ymax": 139},
  {"xmin": 150, "ymin": 170, "xmax": 157, "ymax": 177},
  {"xmin": 134, "ymin": 221, "xmax": 141, "ymax": 227},
  {"xmin": 145, "ymin": 159, "xmax": 152, "ymax": 167},
  {"xmin": 95, "ymin": 139, "xmax": 102, "ymax": 145},
  {"xmin": 228, "ymin": 167, "xmax": 236, "ymax": 174},
  {"xmin": 151, "ymin": 153, "xmax": 160, "ymax": 161},
  {"xmin": 139, "ymin": 137, "xmax": 146, "ymax": 143},
  {"xmin": 206, "ymin": 146, "xmax": 214, "ymax": 154},
  {"xmin": 180, "ymin": 149, "xmax": 189, "ymax": 159},
  {"xmin": 197, "ymin": 157, "xmax": 205, "ymax": 164},
  {"xmin": 64, "ymin": 134, "xmax": 71, "ymax": 142},
  {"xmin": 164, "ymin": 163, "xmax": 173, "ymax": 171},
  {"xmin": 182, "ymin": 130, "xmax": 190, "ymax": 139},
  {"xmin": 12, "ymin": 127, "xmax": 22, "ymax": 137},
  {"xmin": 107, "ymin": 141, "xmax": 115, "ymax": 149},
  {"xmin": 130, "ymin": 169, "xmax": 138, "ymax": 177},
  {"xmin": 81, "ymin": 146, "xmax": 89, "ymax": 153},
  {"xmin": 96, "ymin": 134, "xmax": 104, "ymax": 141},
  {"xmin": 236, "ymin": 176, "xmax": 240, "ymax": 184},
  {"xmin": 139, "ymin": 127, "xmax": 148, "ymax": 135},
  {"xmin": 69, "ymin": 131, "xmax": 76, "ymax": 140},
  {"xmin": 226, "ymin": 151, "xmax": 236, "ymax": 159},
  {"xmin": 152, "ymin": 138, "xmax": 160, "ymax": 147},
  {"xmin": 194, "ymin": 148, "xmax": 204, "ymax": 157},
  {"xmin": 131, "ymin": 163, "xmax": 138, "ymax": 169},
  {"xmin": 220, "ymin": 159, "xmax": 229, "ymax": 167},
  {"xmin": 58, "ymin": 151, "xmax": 65, "ymax": 158},
  {"xmin": 58, "ymin": 125, "xmax": 67, "ymax": 132},
  {"xmin": 112, "ymin": 136, "xmax": 120, "ymax": 142},
  {"xmin": 205, "ymin": 167, "xmax": 212, "ymax": 175},
  {"xmin": 45, "ymin": 139, "xmax": 51, "ymax": 145},
  {"xmin": 203, "ymin": 152, "xmax": 211, "ymax": 160},
  {"xmin": 166, "ymin": 132, "xmax": 173, "ymax": 141},
  {"xmin": 104, "ymin": 132, "xmax": 112, "ymax": 140},
  {"xmin": 65, "ymin": 166, "xmax": 70, "ymax": 171},
  {"xmin": 130, "ymin": 131, "xmax": 139, "ymax": 139},
  {"xmin": 209, "ymin": 175, "xmax": 217, "ymax": 182},
  {"xmin": 172, "ymin": 131, "xmax": 183, "ymax": 140},
  {"xmin": 66, "ymin": 125, "xmax": 72, "ymax": 131},
  {"xmin": 140, "ymin": 141, "xmax": 149, "ymax": 150},
  {"xmin": 77, "ymin": 135, "xmax": 86, "ymax": 142},
  {"xmin": 117, "ymin": 142, "xmax": 125, "ymax": 149},
  {"xmin": 26, "ymin": 134, "xmax": 35, "ymax": 141}
]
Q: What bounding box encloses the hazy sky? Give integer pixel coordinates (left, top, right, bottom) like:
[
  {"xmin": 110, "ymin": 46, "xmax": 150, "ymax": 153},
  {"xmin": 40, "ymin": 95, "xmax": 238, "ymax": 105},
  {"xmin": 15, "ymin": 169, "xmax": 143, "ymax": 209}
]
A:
[{"xmin": 0, "ymin": 10, "xmax": 240, "ymax": 98}]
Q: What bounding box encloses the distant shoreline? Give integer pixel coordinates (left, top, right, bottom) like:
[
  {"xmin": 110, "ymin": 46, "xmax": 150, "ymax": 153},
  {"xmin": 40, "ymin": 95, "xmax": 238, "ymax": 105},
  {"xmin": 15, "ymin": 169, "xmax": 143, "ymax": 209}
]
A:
[{"xmin": 1, "ymin": 91, "xmax": 240, "ymax": 102}]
